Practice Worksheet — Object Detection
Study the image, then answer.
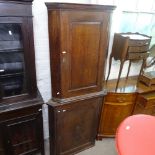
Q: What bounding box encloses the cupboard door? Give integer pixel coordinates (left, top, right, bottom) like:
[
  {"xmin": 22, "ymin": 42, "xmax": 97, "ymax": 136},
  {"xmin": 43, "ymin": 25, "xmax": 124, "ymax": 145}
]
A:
[
  {"xmin": 98, "ymin": 93, "xmax": 136, "ymax": 137},
  {"xmin": 0, "ymin": 17, "xmax": 37, "ymax": 102},
  {"xmin": 3, "ymin": 111, "xmax": 43, "ymax": 155},
  {"xmin": 60, "ymin": 11, "xmax": 110, "ymax": 97},
  {"xmin": 50, "ymin": 97, "xmax": 102, "ymax": 155}
]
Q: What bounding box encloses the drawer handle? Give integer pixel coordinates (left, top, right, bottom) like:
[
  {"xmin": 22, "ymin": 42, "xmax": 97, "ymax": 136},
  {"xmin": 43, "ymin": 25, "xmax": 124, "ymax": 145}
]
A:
[
  {"xmin": 62, "ymin": 109, "xmax": 66, "ymax": 112},
  {"xmin": 117, "ymin": 97, "xmax": 125, "ymax": 103},
  {"xmin": 38, "ymin": 109, "xmax": 42, "ymax": 112},
  {"xmin": 58, "ymin": 110, "xmax": 61, "ymax": 113}
]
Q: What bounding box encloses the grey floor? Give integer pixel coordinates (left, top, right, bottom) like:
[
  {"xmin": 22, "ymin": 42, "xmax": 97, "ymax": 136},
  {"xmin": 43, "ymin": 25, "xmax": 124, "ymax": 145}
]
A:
[{"xmin": 44, "ymin": 138, "xmax": 117, "ymax": 155}]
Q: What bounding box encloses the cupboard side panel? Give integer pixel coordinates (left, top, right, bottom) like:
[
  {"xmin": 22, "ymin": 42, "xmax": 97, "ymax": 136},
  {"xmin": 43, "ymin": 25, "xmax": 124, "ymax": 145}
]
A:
[{"xmin": 48, "ymin": 10, "xmax": 62, "ymax": 98}]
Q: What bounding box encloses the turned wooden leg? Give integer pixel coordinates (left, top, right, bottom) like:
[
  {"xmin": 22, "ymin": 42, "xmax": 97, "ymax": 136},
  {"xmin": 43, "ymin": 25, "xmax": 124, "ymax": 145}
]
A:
[
  {"xmin": 126, "ymin": 60, "xmax": 132, "ymax": 80},
  {"xmin": 115, "ymin": 60, "xmax": 124, "ymax": 92},
  {"xmin": 106, "ymin": 54, "xmax": 113, "ymax": 82}
]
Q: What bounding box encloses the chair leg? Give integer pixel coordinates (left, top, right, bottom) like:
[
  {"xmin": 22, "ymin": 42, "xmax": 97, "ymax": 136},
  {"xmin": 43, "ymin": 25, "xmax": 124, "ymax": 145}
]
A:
[
  {"xmin": 115, "ymin": 61, "xmax": 124, "ymax": 92},
  {"xmin": 106, "ymin": 55, "xmax": 113, "ymax": 82},
  {"xmin": 126, "ymin": 60, "xmax": 132, "ymax": 80}
]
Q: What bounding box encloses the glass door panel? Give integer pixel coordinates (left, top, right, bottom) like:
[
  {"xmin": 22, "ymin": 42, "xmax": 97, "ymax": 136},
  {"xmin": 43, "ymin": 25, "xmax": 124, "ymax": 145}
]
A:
[{"xmin": 0, "ymin": 23, "xmax": 26, "ymax": 98}]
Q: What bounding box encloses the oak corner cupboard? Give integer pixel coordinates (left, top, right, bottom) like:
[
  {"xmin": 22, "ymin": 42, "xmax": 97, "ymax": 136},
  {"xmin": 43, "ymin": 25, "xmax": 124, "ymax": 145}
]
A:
[
  {"xmin": 46, "ymin": 3, "xmax": 116, "ymax": 155},
  {"xmin": 46, "ymin": 2, "xmax": 116, "ymax": 99},
  {"xmin": 0, "ymin": 0, "xmax": 44, "ymax": 154}
]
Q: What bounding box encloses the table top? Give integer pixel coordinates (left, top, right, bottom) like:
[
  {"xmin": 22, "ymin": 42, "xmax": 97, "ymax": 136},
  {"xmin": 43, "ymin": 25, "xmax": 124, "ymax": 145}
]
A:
[
  {"xmin": 122, "ymin": 34, "xmax": 150, "ymax": 40},
  {"xmin": 116, "ymin": 114, "xmax": 155, "ymax": 155}
]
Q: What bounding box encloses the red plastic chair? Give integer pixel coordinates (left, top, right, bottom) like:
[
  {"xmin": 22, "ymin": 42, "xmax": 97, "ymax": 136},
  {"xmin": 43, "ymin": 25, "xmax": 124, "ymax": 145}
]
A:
[{"xmin": 116, "ymin": 114, "xmax": 155, "ymax": 155}]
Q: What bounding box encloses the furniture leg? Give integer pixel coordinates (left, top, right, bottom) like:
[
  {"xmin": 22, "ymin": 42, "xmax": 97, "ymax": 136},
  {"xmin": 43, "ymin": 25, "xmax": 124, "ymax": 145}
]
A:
[
  {"xmin": 137, "ymin": 59, "xmax": 146, "ymax": 84},
  {"xmin": 126, "ymin": 60, "xmax": 132, "ymax": 80},
  {"xmin": 106, "ymin": 54, "xmax": 113, "ymax": 82},
  {"xmin": 115, "ymin": 61, "xmax": 124, "ymax": 92}
]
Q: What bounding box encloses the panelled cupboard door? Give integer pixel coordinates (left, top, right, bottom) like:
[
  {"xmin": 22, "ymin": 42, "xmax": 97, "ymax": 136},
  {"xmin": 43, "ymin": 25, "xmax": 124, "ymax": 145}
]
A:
[
  {"xmin": 2, "ymin": 111, "xmax": 43, "ymax": 155},
  {"xmin": 98, "ymin": 92, "xmax": 137, "ymax": 137},
  {"xmin": 49, "ymin": 97, "xmax": 103, "ymax": 155},
  {"xmin": 60, "ymin": 11, "xmax": 110, "ymax": 98},
  {"xmin": 46, "ymin": 3, "xmax": 116, "ymax": 99}
]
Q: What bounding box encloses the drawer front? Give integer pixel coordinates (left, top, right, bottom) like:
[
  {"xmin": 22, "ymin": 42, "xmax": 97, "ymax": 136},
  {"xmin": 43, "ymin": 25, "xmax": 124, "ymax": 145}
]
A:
[
  {"xmin": 134, "ymin": 103, "xmax": 155, "ymax": 116},
  {"xmin": 143, "ymin": 99, "xmax": 155, "ymax": 107},
  {"xmin": 128, "ymin": 39, "xmax": 150, "ymax": 46},
  {"xmin": 128, "ymin": 44, "xmax": 149, "ymax": 53},
  {"xmin": 105, "ymin": 92, "xmax": 137, "ymax": 103},
  {"xmin": 137, "ymin": 92, "xmax": 155, "ymax": 107},
  {"xmin": 127, "ymin": 52, "xmax": 149, "ymax": 60}
]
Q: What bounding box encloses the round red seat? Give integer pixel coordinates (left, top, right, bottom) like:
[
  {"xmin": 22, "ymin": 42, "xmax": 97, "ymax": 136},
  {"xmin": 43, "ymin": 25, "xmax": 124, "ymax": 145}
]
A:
[{"xmin": 116, "ymin": 114, "xmax": 155, "ymax": 155}]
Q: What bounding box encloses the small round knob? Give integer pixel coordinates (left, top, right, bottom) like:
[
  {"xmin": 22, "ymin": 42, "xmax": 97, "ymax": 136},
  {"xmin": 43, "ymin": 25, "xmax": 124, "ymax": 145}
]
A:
[
  {"xmin": 58, "ymin": 110, "xmax": 61, "ymax": 113},
  {"xmin": 57, "ymin": 92, "xmax": 60, "ymax": 95},
  {"xmin": 62, "ymin": 51, "xmax": 67, "ymax": 54}
]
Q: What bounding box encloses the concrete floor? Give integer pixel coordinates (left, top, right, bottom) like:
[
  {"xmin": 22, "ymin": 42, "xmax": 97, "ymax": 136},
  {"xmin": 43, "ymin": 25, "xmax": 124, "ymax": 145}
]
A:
[
  {"xmin": 76, "ymin": 138, "xmax": 117, "ymax": 155},
  {"xmin": 44, "ymin": 138, "xmax": 117, "ymax": 155}
]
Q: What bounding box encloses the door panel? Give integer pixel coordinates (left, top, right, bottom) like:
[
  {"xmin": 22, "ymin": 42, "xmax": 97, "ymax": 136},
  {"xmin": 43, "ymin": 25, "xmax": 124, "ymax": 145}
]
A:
[
  {"xmin": 70, "ymin": 22, "xmax": 100, "ymax": 89},
  {"xmin": 98, "ymin": 93, "xmax": 136, "ymax": 137},
  {"xmin": 3, "ymin": 113, "xmax": 41, "ymax": 155},
  {"xmin": 56, "ymin": 97, "xmax": 102, "ymax": 155},
  {"xmin": 61, "ymin": 11, "xmax": 109, "ymax": 97}
]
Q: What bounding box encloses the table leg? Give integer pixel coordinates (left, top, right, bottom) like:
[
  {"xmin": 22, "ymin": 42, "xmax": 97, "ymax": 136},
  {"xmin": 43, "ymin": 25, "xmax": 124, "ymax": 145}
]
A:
[
  {"xmin": 106, "ymin": 54, "xmax": 113, "ymax": 82},
  {"xmin": 137, "ymin": 59, "xmax": 146, "ymax": 84},
  {"xmin": 115, "ymin": 60, "xmax": 124, "ymax": 92},
  {"xmin": 126, "ymin": 60, "xmax": 132, "ymax": 80}
]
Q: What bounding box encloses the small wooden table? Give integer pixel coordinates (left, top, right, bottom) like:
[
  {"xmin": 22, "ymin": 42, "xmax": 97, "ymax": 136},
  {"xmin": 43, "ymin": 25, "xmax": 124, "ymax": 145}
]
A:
[{"xmin": 106, "ymin": 33, "xmax": 151, "ymax": 91}]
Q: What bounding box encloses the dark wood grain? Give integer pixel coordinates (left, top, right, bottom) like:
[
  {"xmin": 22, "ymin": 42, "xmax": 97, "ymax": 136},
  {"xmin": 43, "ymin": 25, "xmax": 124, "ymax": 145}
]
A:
[
  {"xmin": 48, "ymin": 94, "xmax": 103, "ymax": 155},
  {"xmin": 45, "ymin": 3, "xmax": 116, "ymax": 11},
  {"xmin": 46, "ymin": 3, "xmax": 115, "ymax": 99},
  {"xmin": 0, "ymin": 2, "xmax": 32, "ymax": 17}
]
